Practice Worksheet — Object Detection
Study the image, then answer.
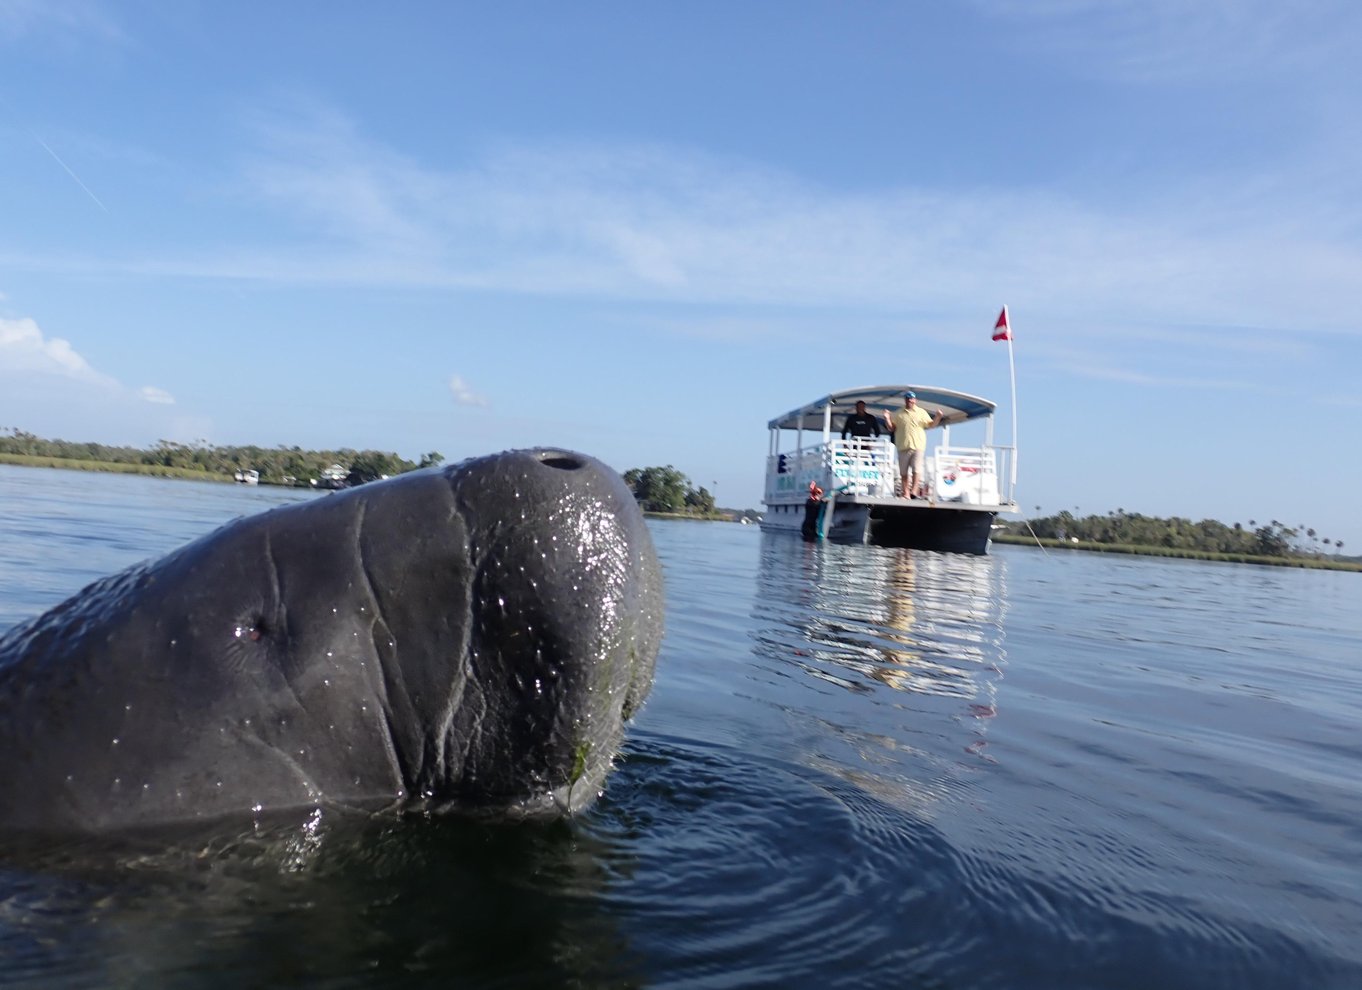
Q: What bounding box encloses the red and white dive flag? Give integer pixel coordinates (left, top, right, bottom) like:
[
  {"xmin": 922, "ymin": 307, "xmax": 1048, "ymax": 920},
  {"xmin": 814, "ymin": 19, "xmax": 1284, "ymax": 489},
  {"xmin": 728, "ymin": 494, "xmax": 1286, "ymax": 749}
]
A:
[{"xmin": 992, "ymin": 306, "xmax": 1011, "ymax": 342}]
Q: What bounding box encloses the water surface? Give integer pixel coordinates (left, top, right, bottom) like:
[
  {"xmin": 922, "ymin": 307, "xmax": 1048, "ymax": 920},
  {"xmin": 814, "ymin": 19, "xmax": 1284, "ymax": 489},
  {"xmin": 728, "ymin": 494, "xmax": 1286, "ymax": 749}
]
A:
[{"xmin": 1, "ymin": 465, "xmax": 1358, "ymax": 988}]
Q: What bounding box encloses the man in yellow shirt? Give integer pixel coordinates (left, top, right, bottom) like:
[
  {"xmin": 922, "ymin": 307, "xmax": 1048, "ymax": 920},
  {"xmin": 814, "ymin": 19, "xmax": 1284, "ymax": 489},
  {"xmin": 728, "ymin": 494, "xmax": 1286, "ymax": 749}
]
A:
[{"xmin": 883, "ymin": 392, "xmax": 944, "ymax": 498}]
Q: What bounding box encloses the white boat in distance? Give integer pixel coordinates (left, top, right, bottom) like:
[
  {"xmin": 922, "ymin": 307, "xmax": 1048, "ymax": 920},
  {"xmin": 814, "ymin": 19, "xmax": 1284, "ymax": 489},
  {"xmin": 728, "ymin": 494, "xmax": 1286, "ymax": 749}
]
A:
[
  {"xmin": 312, "ymin": 464, "xmax": 349, "ymax": 490},
  {"xmin": 233, "ymin": 469, "xmax": 259, "ymax": 485},
  {"xmin": 761, "ymin": 385, "xmax": 1018, "ymax": 555}
]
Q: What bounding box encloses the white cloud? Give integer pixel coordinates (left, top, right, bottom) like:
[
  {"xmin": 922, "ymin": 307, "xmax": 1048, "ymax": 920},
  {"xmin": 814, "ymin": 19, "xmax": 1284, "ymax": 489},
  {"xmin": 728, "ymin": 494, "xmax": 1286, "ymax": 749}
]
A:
[
  {"xmin": 214, "ymin": 114, "xmax": 1355, "ymax": 337},
  {"xmin": 0, "ymin": 315, "xmax": 119, "ymax": 388},
  {"xmin": 0, "ymin": 0, "xmax": 125, "ymax": 46},
  {"xmin": 448, "ymin": 374, "xmax": 488, "ymax": 407},
  {"xmin": 241, "ymin": 103, "xmax": 444, "ymax": 259},
  {"xmin": 982, "ymin": 0, "xmax": 1361, "ymax": 84},
  {"xmin": 0, "ymin": 315, "xmax": 208, "ymax": 446},
  {"xmin": 138, "ymin": 385, "xmax": 175, "ymax": 405},
  {"xmin": 7, "ymin": 106, "xmax": 1360, "ymax": 352},
  {"xmin": 1, "ymin": 315, "xmax": 173, "ymax": 408}
]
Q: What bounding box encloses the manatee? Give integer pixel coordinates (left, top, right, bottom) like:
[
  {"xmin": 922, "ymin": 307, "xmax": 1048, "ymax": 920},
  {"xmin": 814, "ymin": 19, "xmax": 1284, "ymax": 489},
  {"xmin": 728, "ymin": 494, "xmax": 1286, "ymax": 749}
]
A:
[{"xmin": 0, "ymin": 448, "xmax": 663, "ymax": 833}]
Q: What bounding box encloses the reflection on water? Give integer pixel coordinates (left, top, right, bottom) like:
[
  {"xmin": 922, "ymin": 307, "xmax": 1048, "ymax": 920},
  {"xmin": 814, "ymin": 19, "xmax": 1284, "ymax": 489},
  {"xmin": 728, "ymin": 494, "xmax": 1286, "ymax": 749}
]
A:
[
  {"xmin": 754, "ymin": 534, "xmax": 1005, "ymax": 744},
  {"xmin": 2, "ymin": 811, "xmax": 643, "ymax": 989},
  {"xmin": 746, "ymin": 534, "xmax": 1010, "ymax": 823}
]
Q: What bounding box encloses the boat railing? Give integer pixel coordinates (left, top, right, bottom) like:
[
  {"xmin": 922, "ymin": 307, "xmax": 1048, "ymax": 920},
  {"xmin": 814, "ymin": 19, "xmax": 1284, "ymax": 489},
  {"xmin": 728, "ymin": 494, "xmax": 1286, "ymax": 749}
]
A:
[
  {"xmin": 765, "ymin": 439, "xmax": 898, "ymax": 501},
  {"xmin": 828, "ymin": 438, "xmax": 897, "ymax": 497},
  {"xmin": 928, "ymin": 445, "xmax": 1011, "ymax": 505},
  {"xmin": 766, "ymin": 439, "xmax": 1016, "ymax": 507}
]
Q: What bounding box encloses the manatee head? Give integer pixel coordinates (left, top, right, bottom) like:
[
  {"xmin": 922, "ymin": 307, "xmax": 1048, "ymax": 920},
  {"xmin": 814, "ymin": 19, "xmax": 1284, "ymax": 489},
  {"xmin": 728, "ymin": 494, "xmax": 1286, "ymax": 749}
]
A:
[{"xmin": 0, "ymin": 448, "xmax": 664, "ymax": 832}]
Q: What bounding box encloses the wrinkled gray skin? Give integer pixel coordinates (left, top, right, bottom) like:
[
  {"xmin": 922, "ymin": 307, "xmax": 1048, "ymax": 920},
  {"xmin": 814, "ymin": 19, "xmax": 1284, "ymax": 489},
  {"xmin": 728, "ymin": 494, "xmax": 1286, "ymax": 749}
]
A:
[{"xmin": 0, "ymin": 449, "xmax": 663, "ymax": 833}]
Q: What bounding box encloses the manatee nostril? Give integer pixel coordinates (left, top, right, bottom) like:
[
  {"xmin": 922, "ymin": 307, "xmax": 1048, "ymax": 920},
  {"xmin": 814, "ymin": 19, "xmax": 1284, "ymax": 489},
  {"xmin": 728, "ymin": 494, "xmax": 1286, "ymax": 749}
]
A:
[{"xmin": 537, "ymin": 451, "xmax": 583, "ymax": 471}]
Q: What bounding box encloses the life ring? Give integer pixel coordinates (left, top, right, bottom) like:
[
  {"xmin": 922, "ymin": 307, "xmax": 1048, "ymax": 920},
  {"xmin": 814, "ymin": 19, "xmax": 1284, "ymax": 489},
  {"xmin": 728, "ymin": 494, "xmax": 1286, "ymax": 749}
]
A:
[{"xmin": 940, "ymin": 464, "xmax": 979, "ymax": 486}]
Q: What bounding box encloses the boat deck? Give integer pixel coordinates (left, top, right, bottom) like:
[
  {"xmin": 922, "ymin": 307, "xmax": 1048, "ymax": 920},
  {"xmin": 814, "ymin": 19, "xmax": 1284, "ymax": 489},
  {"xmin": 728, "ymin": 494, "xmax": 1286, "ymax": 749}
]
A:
[{"xmin": 836, "ymin": 493, "xmax": 1002, "ymax": 512}]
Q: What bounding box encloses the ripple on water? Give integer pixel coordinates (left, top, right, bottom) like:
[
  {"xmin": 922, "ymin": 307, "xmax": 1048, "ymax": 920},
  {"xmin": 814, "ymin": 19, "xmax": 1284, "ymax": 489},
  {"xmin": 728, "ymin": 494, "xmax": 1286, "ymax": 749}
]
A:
[
  {"xmin": 581, "ymin": 732, "xmax": 976, "ymax": 988},
  {"xmin": 583, "ymin": 730, "xmax": 1360, "ymax": 989},
  {"xmin": 3, "ymin": 479, "xmax": 1361, "ymax": 988}
]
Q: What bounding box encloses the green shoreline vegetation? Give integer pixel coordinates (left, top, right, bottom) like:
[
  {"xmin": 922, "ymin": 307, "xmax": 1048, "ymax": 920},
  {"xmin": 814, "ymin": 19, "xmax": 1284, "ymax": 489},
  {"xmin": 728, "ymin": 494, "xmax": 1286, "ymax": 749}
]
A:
[
  {"xmin": 1, "ymin": 428, "xmax": 441, "ymax": 489},
  {"xmin": 624, "ymin": 466, "xmax": 757, "ymax": 522},
  {"xmin": 3, "ymin": 431, "xmax": 1353, "ymax": 567},
  {"xmin": 0, "ymin": 430, "xmax": 753, "ymax": 520},
  {"xmin": 995, "ymin": 509, "xmax": 1359, "ymax": 572},
  {"xmin": 0, "ymin": 452, "xmax": 238, "ymax": 482},
  {"xmin": 991, "ymin": 534, "xmax": 1361, "ymax": 571}
]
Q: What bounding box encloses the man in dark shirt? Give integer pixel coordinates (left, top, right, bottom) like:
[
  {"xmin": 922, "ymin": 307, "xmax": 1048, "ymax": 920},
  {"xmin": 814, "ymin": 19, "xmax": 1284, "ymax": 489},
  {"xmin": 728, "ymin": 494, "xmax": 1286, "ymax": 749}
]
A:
[{"xmin": 841, "ymin": 400, "xmax": 881, "ymax": 441}]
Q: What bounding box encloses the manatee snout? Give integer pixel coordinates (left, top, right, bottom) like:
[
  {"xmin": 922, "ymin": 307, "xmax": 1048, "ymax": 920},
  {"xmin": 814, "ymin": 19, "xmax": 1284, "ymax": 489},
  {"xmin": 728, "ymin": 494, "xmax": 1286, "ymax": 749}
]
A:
[{"xmin": 433, "ymin": 448, "xmax": 664, "ymax": 816}]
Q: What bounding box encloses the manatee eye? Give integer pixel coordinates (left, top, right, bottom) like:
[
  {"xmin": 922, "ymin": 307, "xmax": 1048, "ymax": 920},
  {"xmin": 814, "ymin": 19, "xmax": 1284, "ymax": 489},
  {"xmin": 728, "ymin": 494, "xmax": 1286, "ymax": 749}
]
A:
[{"xmin": 234, "ymin": 618, "xmax": 269, "ymax": 642}]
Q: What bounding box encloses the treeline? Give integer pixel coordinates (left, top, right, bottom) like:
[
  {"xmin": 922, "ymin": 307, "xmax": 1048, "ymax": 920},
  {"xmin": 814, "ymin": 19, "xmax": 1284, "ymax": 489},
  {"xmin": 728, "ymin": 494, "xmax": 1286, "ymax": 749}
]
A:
[
  {"xmin": 999, "ymin": 508, "xmax": 1347, "ymax": 559},
  {"xmin": 622, "ymin": 465, "xmax": 717, "ymax": 515},
  {"xmin": 0, "ymin": 428, "xmax": 443, "ymax": 488}
]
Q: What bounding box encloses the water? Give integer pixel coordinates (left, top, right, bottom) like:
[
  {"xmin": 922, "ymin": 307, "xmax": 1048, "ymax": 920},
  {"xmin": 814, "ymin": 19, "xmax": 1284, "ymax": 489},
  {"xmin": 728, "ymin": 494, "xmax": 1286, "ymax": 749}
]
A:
[{"xmin": 1, "ymin": 464, "xmax": 1358, "ymax": 988}]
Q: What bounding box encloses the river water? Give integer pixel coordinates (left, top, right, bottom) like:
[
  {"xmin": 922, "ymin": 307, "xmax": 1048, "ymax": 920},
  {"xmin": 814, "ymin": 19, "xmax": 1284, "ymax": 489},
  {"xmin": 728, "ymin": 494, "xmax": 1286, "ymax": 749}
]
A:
[{"xmin": 0, "ymin": 464, "xmax": 1358, "ymax": 988}]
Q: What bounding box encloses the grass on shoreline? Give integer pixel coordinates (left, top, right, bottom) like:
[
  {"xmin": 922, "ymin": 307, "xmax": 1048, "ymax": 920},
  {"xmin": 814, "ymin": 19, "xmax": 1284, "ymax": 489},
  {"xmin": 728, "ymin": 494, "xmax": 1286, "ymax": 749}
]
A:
[
  {"xmin": 642, "ymin": 510, "xmax": 736, "ymax": 522},
  {"xmin": 991, "ymin": 533, "xmax": 1362, "ymax": 571},
  {"xmin": 0, "ymin": 453, "xmax": 238, "ymax": 483}
]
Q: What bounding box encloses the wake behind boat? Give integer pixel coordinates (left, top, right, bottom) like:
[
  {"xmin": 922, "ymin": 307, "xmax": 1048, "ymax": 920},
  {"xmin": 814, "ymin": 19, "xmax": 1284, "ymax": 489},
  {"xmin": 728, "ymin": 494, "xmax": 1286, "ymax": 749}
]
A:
[{"xmin": 760, "ymin": 385, "xmax": 1018, "ymax": 554}]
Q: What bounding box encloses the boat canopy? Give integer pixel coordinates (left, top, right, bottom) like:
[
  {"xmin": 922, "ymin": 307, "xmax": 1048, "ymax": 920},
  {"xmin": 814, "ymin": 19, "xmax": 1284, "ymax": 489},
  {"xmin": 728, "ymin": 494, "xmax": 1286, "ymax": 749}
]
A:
[{"xmin": 767, "ymin": 385, "xmax": 996, "ymax": 432}]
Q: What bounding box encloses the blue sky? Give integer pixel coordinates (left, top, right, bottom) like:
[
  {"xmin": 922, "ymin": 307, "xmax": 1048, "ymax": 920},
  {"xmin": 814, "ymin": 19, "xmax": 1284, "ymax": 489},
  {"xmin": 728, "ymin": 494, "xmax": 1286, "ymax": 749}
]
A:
[{"xmin": 2, "ymin": 1, "xmax": 1359, "ymax": 549}]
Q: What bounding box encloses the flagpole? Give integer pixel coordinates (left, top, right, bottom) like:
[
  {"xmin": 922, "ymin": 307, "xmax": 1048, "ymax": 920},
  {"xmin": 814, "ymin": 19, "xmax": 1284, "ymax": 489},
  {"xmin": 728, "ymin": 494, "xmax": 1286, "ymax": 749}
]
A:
[
  {"xmin": 994, "ymin": 304, "xmax": 1018, "ymax": 504},
  {"xmin": 1006, "ymin": 315, "xmax": 1018, "ymax": 504}
]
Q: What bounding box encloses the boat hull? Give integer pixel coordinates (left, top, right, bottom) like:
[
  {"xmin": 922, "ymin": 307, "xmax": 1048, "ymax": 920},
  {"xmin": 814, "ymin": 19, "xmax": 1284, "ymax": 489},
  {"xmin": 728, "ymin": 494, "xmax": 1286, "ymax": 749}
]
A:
[
  {"xmin": 760, "ymin": 499, "xmax": 997, "ymax": 555},
  {"xmin": 867, "ymin": 504, "xmax": 995, "ymax": 554}
]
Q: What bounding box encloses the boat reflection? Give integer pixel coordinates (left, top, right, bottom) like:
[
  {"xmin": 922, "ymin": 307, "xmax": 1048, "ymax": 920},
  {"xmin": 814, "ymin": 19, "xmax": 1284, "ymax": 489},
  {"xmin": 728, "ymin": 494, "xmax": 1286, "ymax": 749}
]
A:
[{"xmin": 752, "ymin": 533, "xmax": 1008, "ymax": 771}]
